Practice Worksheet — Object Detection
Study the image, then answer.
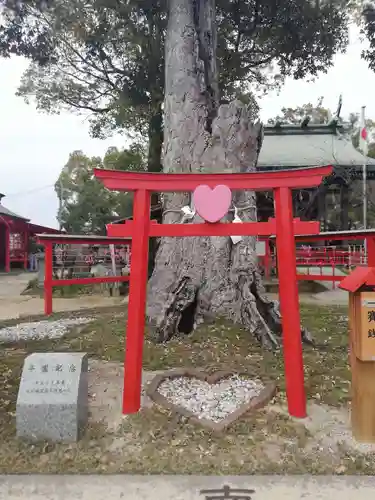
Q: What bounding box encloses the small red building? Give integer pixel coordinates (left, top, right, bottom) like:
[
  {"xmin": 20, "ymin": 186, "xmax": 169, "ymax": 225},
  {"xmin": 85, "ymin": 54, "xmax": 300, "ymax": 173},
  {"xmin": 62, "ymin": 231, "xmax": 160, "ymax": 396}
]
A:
[{"xmin": 0, "ymin": 193, "xmax": 62, "ymax": 272}]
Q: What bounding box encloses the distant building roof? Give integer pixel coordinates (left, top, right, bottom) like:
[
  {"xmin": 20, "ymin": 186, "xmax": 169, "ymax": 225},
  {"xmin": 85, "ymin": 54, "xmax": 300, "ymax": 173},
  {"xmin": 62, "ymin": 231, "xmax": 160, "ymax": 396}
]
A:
[
  {"xmin": 0, "ymin": 202, "xmax": 29, "ymax": 221},
  {"xmin": 258, "ymin": 124, "xmax": 375, "ymax": 169},
  {"xmin": 0, "ymin": 194, "xmax": 62, "ymax": 233}
]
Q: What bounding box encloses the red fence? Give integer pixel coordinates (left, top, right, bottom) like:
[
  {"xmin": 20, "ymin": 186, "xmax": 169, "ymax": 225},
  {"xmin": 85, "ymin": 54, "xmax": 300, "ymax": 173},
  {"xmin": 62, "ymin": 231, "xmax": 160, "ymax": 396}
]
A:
[
  {"xmin": 260, "ymin": 230, "xmax": 373, "ymax": 286},
  {"xmin": 38, "ymin": 230, "xmax": 375, "ymax": 316},
  {"xmin": 37, "ymin": 235, "xmax": 131, "ymax": 315}
]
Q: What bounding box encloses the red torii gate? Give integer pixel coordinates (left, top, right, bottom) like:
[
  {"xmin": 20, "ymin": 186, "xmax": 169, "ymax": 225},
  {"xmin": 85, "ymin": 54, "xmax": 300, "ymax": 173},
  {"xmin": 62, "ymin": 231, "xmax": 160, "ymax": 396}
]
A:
[{"xmin": 94, "ymin": 165, "xmax": 333, "ymax": 419}]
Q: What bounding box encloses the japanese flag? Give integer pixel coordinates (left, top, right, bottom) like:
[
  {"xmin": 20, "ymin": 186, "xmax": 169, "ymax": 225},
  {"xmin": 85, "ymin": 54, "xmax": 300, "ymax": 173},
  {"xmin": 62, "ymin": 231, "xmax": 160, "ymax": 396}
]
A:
[{"xmin": 360, "ymin": 106, "xmax": 368, "ymax": 156}]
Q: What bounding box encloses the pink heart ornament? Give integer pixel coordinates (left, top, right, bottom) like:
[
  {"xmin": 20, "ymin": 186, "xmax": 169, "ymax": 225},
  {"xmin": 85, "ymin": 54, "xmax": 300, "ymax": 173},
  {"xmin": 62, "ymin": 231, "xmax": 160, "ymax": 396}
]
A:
[{"xmin": 192, "ymin": 184, "xmax": 232, "ymax": 223}]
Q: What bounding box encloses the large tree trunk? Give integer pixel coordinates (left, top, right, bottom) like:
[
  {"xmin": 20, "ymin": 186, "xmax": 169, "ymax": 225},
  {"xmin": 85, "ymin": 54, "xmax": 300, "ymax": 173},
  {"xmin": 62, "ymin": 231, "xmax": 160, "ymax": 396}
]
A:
[{"xmin": 146, "ymin": 0, "xmax": 311, "ymax": 348}]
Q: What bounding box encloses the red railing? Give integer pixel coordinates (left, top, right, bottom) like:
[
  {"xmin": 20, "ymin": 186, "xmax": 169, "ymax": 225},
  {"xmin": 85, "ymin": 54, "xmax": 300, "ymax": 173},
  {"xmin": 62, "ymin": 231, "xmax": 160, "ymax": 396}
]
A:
[
  {"xmin": 37, "ymin": 235, "xmax": 131, "ymax": 315},
  {"xmin": 260, "ymin": 230, "xmax": 374, "ymax": 287},
  {"xmin": 37, "ymin": 230, "xmax": 375, "ymax": 315},
  {"xmin": 295, "ymin": 245, "xmax": 365, "ymax": 266}
]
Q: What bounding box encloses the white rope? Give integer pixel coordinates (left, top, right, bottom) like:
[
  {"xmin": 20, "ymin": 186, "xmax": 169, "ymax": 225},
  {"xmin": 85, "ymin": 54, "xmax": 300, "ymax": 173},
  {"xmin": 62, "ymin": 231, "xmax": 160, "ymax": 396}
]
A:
[
  {"xmin": 231, "ymin": 206, "xmax": 243, "ymax": 244},
  {"xmin": 162, "ymin": 202, "xmax": 253, "ymax": 238},
  {"xmin": 163, "ymin": 203, "xmax": 253, "ymax": 219},
  {"xmin": 180, "ymin": 205, "xmax": 196, "ymax": 223}
]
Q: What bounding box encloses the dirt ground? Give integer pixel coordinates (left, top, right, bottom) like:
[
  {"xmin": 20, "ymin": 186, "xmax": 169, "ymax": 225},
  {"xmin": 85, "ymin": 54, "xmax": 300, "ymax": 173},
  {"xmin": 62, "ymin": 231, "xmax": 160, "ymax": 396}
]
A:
[
  {"xmin": 1, "ymin": 303, "xmax": 375, "ymax": 474},
  {"xmin": 0, "ymin": 288, "xmax": 347, "ymax": 323},
  {"xmin": 0, "ymin": 272, "xmax": 126, "ymax": 321},
  {"xmin": 88, "ymin": 360, "xmax": 162, "ymax": 432},
  {"xmin": 0, "ymin": 294, "xmax": 125, "ymax": 321},
  {"xmin": 87, "ymin": 358, "xmax": 375, "ymax": 472}
]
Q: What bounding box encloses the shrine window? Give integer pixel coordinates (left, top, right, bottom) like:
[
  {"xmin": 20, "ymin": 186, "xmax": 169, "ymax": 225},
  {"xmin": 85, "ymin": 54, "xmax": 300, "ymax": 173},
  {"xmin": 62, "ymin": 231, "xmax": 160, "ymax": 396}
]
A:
[{"xmin": 9, "ymin": 233, "xmax": 22, "ymax": 251}]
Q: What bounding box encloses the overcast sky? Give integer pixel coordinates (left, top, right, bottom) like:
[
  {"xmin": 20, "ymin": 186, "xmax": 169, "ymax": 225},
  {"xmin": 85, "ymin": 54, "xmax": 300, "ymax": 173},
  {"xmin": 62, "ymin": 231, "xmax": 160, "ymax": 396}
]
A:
[{"xmin": 1, "ymin": 24, "xmax": 374, "ymax": 229}]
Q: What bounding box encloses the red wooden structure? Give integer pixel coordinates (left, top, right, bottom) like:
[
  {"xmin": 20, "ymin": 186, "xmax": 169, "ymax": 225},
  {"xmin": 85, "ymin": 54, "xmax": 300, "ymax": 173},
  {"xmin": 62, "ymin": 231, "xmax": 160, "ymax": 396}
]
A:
[
  {"xmin": 37, "ymin": 234, "xmax": 131, "ymax": 315},
  {"xmin": 94, "ymin": 164, "xmax": 333, "ymax": 419},
  {"xmin": 0, "ymin": 193, "xmax": 61, "ymax": 272},
  {"xmin": 260, "ymin": 229, "xmax": 375, "ymax": 284},
  {"xmin": 295, "ymin": 229, "xmax": 375, "ymax": 269}
]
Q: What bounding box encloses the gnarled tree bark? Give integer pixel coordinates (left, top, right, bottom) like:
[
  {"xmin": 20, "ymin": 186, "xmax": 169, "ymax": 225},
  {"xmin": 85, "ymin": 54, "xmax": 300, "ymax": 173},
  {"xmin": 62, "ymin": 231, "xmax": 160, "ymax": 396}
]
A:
[{"xmin": 146, "ymin": 0, "xmax": 312, "ymax": 348}]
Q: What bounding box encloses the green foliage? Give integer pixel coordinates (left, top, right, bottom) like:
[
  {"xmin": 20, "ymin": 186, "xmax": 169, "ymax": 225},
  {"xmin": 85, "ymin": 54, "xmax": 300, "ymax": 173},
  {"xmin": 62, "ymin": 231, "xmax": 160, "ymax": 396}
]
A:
[
  {"xmin": 1, "ymin": 0, "xmax": 166, "ymax": 140},
  {"xmin": 0, "ymin": 0, "xmax": 351, "ymax": 140},
  {"xmin": 268, "ymin": 100, "xmax": 375, "ymax": 158},
  {"xmin": 56, "ymin": 144, "xmax": 146, "ymax": 234},
  {"xmin": 103, "ymin": 143, "xmax": 147, "ymax": 172},
  {"xmin": 360, "ymin": 2, "xmax": 375, "ymax": 70},
  {"xmin": 268, "ymin": 97, "xmax": 330, "ymax": 125}
]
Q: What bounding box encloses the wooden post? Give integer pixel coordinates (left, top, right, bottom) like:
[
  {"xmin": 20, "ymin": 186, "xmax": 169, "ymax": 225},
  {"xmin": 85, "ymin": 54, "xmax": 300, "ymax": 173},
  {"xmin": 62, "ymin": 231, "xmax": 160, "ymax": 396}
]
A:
[
  {"xmin": 350, "ymin": 290, "xmax": 375, "ymax": 443},
  {"xmin": 24, "ymin": 230, "xmax": 28, "ymax": 271},
  {"xmin": 350, "ymin": 355, "xmax": 375, "ymax": 442},
  {"xmin": 4, "ymin": 226, "xmax": 10, "ymax": 273},
  {"xmin": 122, "ymin": 189, "xmax": 151, "ymax": 414},
  {"xmin": 341, "ymin": 266, "xmax": 375, "ymax": 442},
  {"xmin": 44, "ymin": 242, "xmax": 53, "ymax": 315},
  {"xmin": 274, "ymin": 187, "xmax": 306, "ymax": 418}
]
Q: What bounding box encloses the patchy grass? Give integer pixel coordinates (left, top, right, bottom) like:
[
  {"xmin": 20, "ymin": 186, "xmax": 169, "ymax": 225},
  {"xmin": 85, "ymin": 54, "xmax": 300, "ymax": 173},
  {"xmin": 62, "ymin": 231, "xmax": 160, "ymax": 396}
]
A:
[
  {"xmin": 0, "ymin": 303, "xmax": 366, "ymax": 474},
  {"xmin": 21, "ymin": 278, "xmax": 40, "ymax": 295},
  {"xmin": 39, "ymin": 303, "xmax": 348, "ymax": 406},
  {"xmin": 21, "ymin": 280, "xmax": 117, "ymax": 299},
  {"xmin": 53, "ymin": 284, "xmax": 93, "ymax": 297}
]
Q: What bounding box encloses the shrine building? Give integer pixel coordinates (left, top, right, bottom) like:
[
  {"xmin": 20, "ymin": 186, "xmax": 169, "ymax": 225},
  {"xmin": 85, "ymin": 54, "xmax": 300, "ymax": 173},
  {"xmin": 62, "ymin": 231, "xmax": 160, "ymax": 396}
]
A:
[
  {"xmin": 0, "ymin": 193, "xmax": 61, "ymax": 272},
  {"xmin": 257, "ymin": 121, "xmax": 375, "ymax": 231}
]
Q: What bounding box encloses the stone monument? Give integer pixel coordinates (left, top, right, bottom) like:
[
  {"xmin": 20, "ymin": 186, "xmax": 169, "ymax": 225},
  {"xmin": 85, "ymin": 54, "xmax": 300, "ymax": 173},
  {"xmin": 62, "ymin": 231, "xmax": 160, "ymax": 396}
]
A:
[{"xmin": 16, "ymin": 352, "xmax": 88, "ymax": 442}]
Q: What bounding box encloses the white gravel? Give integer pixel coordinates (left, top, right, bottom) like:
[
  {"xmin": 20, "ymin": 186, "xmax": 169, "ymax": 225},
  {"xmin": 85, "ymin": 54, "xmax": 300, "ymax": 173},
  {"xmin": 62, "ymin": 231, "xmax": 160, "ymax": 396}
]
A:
[
  {"xmin": 0, "ymin": 317, "xmax": 93, "ymax": 343},
  {"xmin": 158, "ymin": 375, "xmax": 264, "ymax": 422}
]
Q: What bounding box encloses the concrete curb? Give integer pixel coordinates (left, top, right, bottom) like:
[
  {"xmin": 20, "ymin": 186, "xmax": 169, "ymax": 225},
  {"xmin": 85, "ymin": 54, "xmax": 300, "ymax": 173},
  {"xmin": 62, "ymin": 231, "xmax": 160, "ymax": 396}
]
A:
[{"xmin": 1, "ymin": 475, "xmax": 375, "ymax": 500}]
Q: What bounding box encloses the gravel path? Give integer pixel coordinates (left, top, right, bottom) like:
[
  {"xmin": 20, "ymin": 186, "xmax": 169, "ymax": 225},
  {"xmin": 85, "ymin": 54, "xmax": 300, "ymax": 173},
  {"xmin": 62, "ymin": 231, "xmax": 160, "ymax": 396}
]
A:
[
  {"xmin": 158, "ymin": 375, "xmax": 264, "ymax": 422},
  {"xmin": 0, "ymin": 317, "xmax": 93, "ymax": 343}
]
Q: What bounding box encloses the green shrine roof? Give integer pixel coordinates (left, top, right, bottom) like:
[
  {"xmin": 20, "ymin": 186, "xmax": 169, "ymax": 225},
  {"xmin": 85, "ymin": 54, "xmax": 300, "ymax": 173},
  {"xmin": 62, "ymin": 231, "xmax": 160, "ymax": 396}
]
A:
[{"xmin": 257, "ymin": 124, "xmax": 375, "ymax": 169}]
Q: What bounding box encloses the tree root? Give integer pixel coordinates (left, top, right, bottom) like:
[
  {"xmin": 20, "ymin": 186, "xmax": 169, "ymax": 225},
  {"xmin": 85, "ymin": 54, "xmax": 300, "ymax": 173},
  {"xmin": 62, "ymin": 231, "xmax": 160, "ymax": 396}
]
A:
[
  {"xmin": 154, "ymin": 276, "xmax": 198, "ymax": 343},
  {"xmin": 249, "ymin": 275, "xmax": 315, "ymax": 348},
  {"xmin": 152, "ymin": 270, "xmax": 315, "ymax": 349}
]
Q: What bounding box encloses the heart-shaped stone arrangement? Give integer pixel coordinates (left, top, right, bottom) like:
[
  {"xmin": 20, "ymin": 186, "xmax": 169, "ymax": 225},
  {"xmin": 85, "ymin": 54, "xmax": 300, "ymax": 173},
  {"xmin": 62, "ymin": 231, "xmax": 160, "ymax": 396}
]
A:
[
  {"xmin": 146, "ymin": 368, "xmax": 276, "ymax": 431},
  {"xmin": 193, "ymin": 184, "xmax": 232, "ymax": 223}
]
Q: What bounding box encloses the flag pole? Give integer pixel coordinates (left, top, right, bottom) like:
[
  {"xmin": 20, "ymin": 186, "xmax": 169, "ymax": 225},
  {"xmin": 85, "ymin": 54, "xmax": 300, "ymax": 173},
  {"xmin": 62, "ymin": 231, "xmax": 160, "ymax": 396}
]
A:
[
  {"xmin": 363, "ymin": 158, "xmax": 367, "ymax": 230},
  {"xmin": 361, "ymin": 106, "xmax": 368, "ymax": 261}
]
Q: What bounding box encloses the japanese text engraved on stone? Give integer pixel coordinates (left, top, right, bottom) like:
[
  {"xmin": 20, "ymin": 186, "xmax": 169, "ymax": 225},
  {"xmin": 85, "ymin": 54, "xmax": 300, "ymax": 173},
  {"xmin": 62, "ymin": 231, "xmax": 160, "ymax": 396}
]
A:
[
  {"xmin": 25, "ymin": 358, "xmax": 78, "ymax": 395},
  {"xmin": 16, "ymin": 352, "xmax": 88, "ymax": 442}
]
